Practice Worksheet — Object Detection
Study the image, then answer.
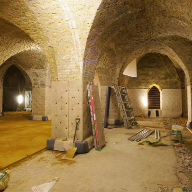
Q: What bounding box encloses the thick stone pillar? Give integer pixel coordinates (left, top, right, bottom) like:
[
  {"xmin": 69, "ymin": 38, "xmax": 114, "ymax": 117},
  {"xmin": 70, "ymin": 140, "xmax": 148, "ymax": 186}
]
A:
[
  {"xmin": 31, "ymin": 87, "xmax": 52, "ymax": 120},
  {"xmin": 50, "ymin": 80, "xmax": 92, "ymax": 149}
]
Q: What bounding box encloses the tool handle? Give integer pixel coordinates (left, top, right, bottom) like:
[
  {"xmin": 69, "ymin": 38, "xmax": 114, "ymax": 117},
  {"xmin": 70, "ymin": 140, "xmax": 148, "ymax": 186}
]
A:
[{"xmin": 73, "ymin": 118, "xmax": 80, "ymax": 144}]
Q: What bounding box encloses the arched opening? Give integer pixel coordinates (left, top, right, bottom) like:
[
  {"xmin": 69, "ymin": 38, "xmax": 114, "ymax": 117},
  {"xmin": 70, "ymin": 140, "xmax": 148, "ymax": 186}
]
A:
[
  {"xmin": 3, "ymin": 65, "xmax": 32, "ymax": 112},
  {"xmin": 121, "ymin": 53, "xmax": 186, "ymax": 118},
  {"xmin": 0, "ymin": 61, "xmax": 51, "ymax": 169},
  {"xmin": 148, "ymin": 86, "xmax": 160, "ymax": 110}
]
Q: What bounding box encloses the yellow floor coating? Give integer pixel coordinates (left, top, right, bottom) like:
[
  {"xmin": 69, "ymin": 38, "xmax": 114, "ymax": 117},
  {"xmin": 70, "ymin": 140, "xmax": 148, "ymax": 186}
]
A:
[{"xmin": 0, "ymin": 112, "xmax": 51, "ymax": 169}]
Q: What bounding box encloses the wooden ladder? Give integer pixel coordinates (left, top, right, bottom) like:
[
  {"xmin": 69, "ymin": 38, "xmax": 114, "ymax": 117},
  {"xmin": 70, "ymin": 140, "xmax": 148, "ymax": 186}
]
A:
[{"xmin": 114, "ymin": 85, "xmax": 137, "ymax": 128}]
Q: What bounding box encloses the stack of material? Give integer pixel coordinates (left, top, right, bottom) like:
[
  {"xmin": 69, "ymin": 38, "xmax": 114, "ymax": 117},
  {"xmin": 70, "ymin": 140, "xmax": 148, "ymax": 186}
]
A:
[
  {"xmin": 128, "ymin": 129, "xmax": 155, "ymax": 142},
  {"xmin": 128, "ymin": 129, "xmax": 163, "ymax": 146},
  {"xmin": 171, "ymin": 125, "xmax": 183, "ymax": 142},
  {"xmin": 87, "ymin": 84, "xmax": 105, "ymax": 150}
]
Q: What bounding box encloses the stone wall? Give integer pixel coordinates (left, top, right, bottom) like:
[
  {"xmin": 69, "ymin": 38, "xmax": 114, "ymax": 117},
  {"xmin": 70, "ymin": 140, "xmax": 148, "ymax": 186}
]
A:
[
  {"xmin": 128, "ymin": 89, "xmax": 148, "ymax": 117},
  {"xmin": 125, "ymin": 53, "xmax": 185, "ymax": 117},
  {"xmin": 128, "ymin": 89, "xmax": 182, "ymax": 117},
  {"xmin": 0, "ymin": 0, "xmax": 192, "ymax": 139},
  {"xmin": 127, "ymin": 53, "xmax": 183, "ymax": 89},
  {"xmin": 162, "ymin": 89, "xmax": 182, "ymax": 117}
]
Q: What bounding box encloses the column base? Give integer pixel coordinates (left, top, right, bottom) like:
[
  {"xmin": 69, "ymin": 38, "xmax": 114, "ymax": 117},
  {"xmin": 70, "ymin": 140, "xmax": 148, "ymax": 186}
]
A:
[
  {"xmin": 47, "ymin": 136, "xmax": 94, "ymax": 154},
  {"xmin": 187, "ymin": 121, "xmax": 192, "ymax": 129},
  {"xmin": 29, "ymin": 115, "xmax": 51, "ymax": 121}
]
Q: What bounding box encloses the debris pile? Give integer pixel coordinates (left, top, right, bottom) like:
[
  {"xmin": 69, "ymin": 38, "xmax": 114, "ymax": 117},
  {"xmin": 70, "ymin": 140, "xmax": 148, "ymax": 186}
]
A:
[
  {"xmin": 174, "ymin": 146, "xmax": 192, "ymax": 189},
  {"xmin": 0, "ymin": 170, "xmax": 10, "ymax": 191}
]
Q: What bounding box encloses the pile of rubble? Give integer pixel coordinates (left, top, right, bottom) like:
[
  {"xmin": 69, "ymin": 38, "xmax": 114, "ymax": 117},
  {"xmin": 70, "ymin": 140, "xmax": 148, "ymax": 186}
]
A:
[
  {"xmin": 173, "ymin": 145, "xmax": 192, "ymax": 189},
  {"xmin": 163, "ymin": 118, "xmax": 183, "ymax": 127}
]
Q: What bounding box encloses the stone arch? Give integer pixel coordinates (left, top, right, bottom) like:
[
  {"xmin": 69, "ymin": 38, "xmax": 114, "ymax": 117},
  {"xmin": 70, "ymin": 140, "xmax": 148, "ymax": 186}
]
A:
[
  {"xmin": 83, "ymin": 0, "xmax": 192, "ymax": 82},
  {"xmin": 0, "ymin": 0, "xmax": 93, "ymax": 80},
  {"xmin": 0, "ymin": 48, "xmax": 51, "ymax": 88},
  {"xmin": 1, "ymin": 64, "xmax": 32, "ymax": 112},
  {"xmin": 0, "ymin": 62, "xmax": 31, "ymax": 89},
  {"xmin": 148, "ymin": 85, "xmax": 161, "ymax": 110},
  {"xmin": 118, "ymin": 43, "xmax": 191, "ymax": 124},
  {"xmin": 0, "ymin": 63, "xmax": 32, "ymax": 89},
  {"xmin": 0, "ymin": 48, "xmax": 52, "ymax": 119},
  {"xmin": 119, "ymin": 41, "xmax": 191, "ymax": 87},
  {"xmin": 148, "ymin": 84, "xmax": 162, "ymax": 91}
]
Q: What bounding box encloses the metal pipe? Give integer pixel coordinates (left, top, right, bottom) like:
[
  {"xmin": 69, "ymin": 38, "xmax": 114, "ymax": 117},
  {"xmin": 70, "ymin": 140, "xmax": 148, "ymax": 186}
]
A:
[
  {"xmin": 128, "ymin": 129, "xmax": 144, "ymax": 141},
  {"xmin": 136, "ymin": 130, "xmax": 149, "ymax": 141},
  {"xmin": 137, "ymin": 130, "xmax": 154, "ymax": 142},
  {"xmin": 155, "ymin": 130, "xmax": 157, "ymax": 139},
  {"xmin": 158, "ymin": 130, "xmax": 160, "ymax": 140},
  {"xmin": 130, "ymin": 129, "xmax": 146, "ymax": 141},
  {"xmin": 129, "ymin": 129, "xmax": 155, "ymax": 142},
  {"xmin": 134, "ymin": 130, "xmax": 145, "ymax": 141}
]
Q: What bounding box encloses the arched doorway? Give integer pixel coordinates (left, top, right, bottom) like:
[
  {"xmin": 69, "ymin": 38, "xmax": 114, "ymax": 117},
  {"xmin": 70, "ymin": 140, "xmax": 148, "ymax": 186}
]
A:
[
  {"xmin": 148, "ymin": 86, "xmax": 160, "ymax": 110},
  {"xmin": 3, "ymin": 65, "xmax": 32, "ymax": 111}
]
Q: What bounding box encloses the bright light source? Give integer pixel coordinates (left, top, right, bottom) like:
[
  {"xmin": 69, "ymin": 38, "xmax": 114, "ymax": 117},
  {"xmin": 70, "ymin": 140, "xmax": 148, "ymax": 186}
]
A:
[
  {"xmin": 142, "ymin": 97, "xmax": 148, "ymax": 107},
  {"xmin": 17, "ymin": 95, "xmax": 23, "ymax": 104}
]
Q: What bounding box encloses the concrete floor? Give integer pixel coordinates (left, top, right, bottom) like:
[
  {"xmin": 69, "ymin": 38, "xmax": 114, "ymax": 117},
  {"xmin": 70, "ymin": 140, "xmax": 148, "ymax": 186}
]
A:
[
  {"xmin": 3, "ymin": 117, "xmax": 192, "ymax": 192},
  {"xmin": 0, "ymin": 112, "xmax": 51, "ymax": 169}
]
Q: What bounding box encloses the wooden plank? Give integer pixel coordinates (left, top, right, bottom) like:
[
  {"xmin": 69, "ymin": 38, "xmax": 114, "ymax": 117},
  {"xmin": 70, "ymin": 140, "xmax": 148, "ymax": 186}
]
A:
[{"xmin": 91, "ymin": 85, "xmax": 105, "ymax": 149}]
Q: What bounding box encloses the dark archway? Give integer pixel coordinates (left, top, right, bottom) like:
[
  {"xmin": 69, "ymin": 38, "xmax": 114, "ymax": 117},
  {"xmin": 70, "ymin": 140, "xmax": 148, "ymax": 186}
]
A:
[
  {"xmin": 3, "ymin": 65, "xmax": 32, "ymax": 111},
  {"xmin": 148, "ymin": 86, "xmax": 160, "ymax": 110}
]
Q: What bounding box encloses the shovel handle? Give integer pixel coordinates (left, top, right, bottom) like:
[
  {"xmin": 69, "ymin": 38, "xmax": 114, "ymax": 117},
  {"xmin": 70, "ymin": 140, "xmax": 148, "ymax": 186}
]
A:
[{"xmin": 73, "ymin": 118, "xmax": 80, "ymax": 144}]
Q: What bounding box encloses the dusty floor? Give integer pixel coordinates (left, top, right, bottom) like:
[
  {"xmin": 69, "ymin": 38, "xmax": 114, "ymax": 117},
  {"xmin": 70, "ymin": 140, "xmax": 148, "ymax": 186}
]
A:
[
  {"xmin": 2, "ymin": 117, "xmax": 192, "ymax": 192},
  {"xmin": 0, "ymin": 112, "xmax": 51, "ymax": 169}
]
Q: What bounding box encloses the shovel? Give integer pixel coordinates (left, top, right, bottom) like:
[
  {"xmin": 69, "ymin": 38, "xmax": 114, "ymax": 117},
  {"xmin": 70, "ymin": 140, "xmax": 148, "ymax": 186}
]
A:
[{"xmin": 66, "ymin": 117, "xmax": 80, "ymax": 158}]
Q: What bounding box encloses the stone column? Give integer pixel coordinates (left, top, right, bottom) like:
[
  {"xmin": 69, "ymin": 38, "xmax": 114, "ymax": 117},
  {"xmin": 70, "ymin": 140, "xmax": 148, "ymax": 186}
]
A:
[
  {"xmin": 50, "ymin": 80, "xmax": 92, "ymax": 150},
  {"xmin": 31, "ymin": 87, "xmax": 51, "ymax": 121}
]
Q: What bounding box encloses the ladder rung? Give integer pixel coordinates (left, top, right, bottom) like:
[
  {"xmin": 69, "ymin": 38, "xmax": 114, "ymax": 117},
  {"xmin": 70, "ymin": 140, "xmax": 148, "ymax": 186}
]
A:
[
  {"xmin": 114, "ymin": 85, "xmax": 137, "ymax": 127},
  {"xmin": 125, "ymin": 109, "xmax": 131, "ymax": 111}
]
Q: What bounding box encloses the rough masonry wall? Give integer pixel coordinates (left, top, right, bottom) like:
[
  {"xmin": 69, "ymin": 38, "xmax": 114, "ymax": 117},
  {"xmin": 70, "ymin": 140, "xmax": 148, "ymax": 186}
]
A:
[
  {"xmin": 127, "ymin": 53, "xmax": 183, "ymax": 89},
  {"xmin": 0, "ymin": 47, "xmax": 52, "ymax": 119},
  {"xmin": 32, "ymin": 88, "xmax": 46, "ymax": 120},
  {"xmin": 162, "ymin": 89, "xmax": 182, "ymax": 117},
  {"xmin": 0, "ymin": 0, "xmax": 104, "ymax": 81},
  {"xmin": 128, "ymin": 89, "xmax": 148, "ymax": 117},
  {"xmin": 32, "ymin": 87, "xmax": 52, "ymax": 120},
  {"xmin": 83, "ymin": 0, "xmax": 192, "ymax": 88},
  {"xmin": 1, "ymin": 0, "xmax": 192, "ymax": 84},
  {"xmin": 0, "ymin": 1, "xmax": 192, "ymax": 136},
  {"xmin": 128, "ymin": 88, "xmax": 183, "ymax": 117},
  {"xmin": 125, "ymin": 53, "xmax": 184, "ymax": 117},
  {"xmin": 45, "ymin": 87, "xmax": 52, "ymax": 119}
]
